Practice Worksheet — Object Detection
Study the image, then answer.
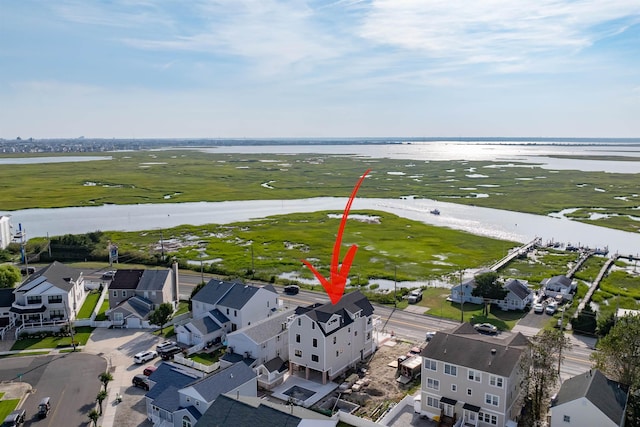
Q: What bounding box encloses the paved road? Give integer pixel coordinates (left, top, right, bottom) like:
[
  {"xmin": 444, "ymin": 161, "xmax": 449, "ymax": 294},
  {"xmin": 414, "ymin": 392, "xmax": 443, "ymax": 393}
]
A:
[{"xmin": 0, "ymin": 353, "xmax": 106, "ymax": 427}]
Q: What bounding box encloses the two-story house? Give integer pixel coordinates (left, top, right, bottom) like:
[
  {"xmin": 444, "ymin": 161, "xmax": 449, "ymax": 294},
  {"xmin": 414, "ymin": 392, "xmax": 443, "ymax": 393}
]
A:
[
  {"xmin": 541, "ymin": 275, "xmax": 576, "ymax": 302},
  {"xmin": 288, "ymin": 290, "xmax": 375, "ymax": 385},
  {"xmin": 107, "ymin": 263, "xmax": 179, "ymax": 328},
  {"xmin": 418, "ymin": 323, "xmax": 529, "ymax": 427},
  {"xmin": 177, "ymin": 280, "xmax": 279, "ymax": 347},
  {"xmin": 10, "ymin": 261, "xmax": 86, "ymax": 325},
  {"xmin": 146, "ymin": 362, "xmax": 257, "ymax": 427},
  {"xmin": 549, "ymin": 369, "xmax": 629, "ymax": 427},
  {"xmin": 450, "ymin": 278, "xmax": 483, "ymax": 305}
]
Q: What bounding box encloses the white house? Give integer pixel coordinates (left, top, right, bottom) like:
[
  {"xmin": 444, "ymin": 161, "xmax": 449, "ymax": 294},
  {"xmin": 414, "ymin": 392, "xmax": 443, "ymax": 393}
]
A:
[
  {"xmin": 549, "ymin": 369, "xmax": 628, "ymax": 427},
  {"xmin": 177, "ymin": 280, "xmax": 280, "ymax": 347},
  {"xmin": 10, "ymin": 261, "xmax": 87, "ymax": 326},
  {"xmin": 542, "ymin": 275, "xmax": 576, "ymax": 302},
  {"xmin": 288, "ymin": 290, "xmax": 375, "ymax": 385},
  {"xmin": 418, "ymin": 323, "xmax": 529, "ymax": 427},
  {"xmin": 496, "ymin": 279, "xmax": 533, "ymax": 311}
]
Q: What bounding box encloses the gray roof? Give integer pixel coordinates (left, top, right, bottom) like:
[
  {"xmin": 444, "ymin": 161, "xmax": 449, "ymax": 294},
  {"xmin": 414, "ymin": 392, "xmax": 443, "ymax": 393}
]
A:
[
  {"xmin": 208, "ymin": 308, "xmax": 229, "ymax": 324},
  {"xmin": 229, "ymin": 309, "xmax": 294, "ymax": 344},
  {"xmin": 138, "ymin": 270, "xmax": 170, "ymax": 291},
  {"xmin": 111, "ymin": 295, "xmax": 153, "ymax": 319},
  {"xmin": 16, "ymin": 261, "xmax": 79, "ymax": 293},
  {"xmin": 147, "ymin": 363, "xmax": 202, "ymax": 400},
  {"xmin": 295, "ymin": 290, "xmax": 373, "ymax": 337},
  {"xmin": 421, "ymin": 323, "xmax": 529, "ymax": 377},
  {"xmin": 553, "ymin": 369, "xmax": 628, "ymax": 425},
  {"xmin": 192, "ymin": 279, "xmax": 276, "ymax": 310},
  {"xmin": 262, "ymin": 357, "xmax": 287, "ymax": 373},
  {"xmin": 189, "ymin": 362, "xmax": 256, "ymax": 402},
  {"xmin": 197, "ymin": 394, "xmax": 302, "ymax": 427},
  {"xmin": 151, "ymin": 385, "xmax": 182, "ymax": 412},
  {"xmin": 504, "ymin": 279, "xmax": 531, "ymax": 300},
  {"xmin": 108, "ymin": 269, "xmax": 143, "ymax": 290},
  {"xmin": 190, "ymin": 316, "xmax": 220, "ymax": 335},
  {"xmin": 0, "ymin": 288, "xmax": 15, "ymax": 307},
  {"xmin": 542, "ymin": 275, "xmax": 572, "ymax": 288}
]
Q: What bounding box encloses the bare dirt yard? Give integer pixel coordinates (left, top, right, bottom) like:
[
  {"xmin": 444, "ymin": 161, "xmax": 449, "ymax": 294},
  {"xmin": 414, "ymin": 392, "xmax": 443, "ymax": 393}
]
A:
[{"xmin": 339, "ymin": 339, "xmax": 420, "ymax": 420}]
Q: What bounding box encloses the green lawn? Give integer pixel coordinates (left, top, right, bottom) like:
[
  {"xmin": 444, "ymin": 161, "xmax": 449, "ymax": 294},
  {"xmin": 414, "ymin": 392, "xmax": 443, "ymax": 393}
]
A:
[
  {"xmin": 0, "ymin": 399, "xmax": 20, "ymax": 422},
  {"xmin": 189, "ymin": 348, "xmax": 225, "ymax": 365},
  {"xmin": 77, "ymin": 291, "xmax": 101, "ymax": 318},
  {"xmin": 175, "ymin": 301, "xmax": 189, "ymax": 316},
  {"xmin": 11, "ymin": 326, "xmax": 94, "ymax": 351},
  {"xmin": 153, "ymin": 325, "xmax": 175, "ymax": 339},
  {"xmin": 95, "ymin": 299, "xmax": 110, "ymax": 321},
  {"xmin": 0, "ymin": 351, "xmax": 49, "ymax": 359}
]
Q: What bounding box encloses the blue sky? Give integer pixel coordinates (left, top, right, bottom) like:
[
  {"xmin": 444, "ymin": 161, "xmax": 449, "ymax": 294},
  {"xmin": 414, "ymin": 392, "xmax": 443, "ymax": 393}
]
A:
[{"xmin": 1, "ymin": 0, "xmax": 639, "ymax": 139}]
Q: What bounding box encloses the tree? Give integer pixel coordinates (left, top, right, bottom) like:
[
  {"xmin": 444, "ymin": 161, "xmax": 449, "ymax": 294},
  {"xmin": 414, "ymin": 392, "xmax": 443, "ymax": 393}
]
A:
[
  {"xmin": 0, "ymin": 265, "xmax": 21, "ymax": 288},
  {"xmin": 592, "ymin": 314, "xmax": 640, "ymax": 427},
  {"xmin": 471, "ymin": 272, "xmax": 507, "ymax": 316},
  {"xmin": 149, "ymin": 302, "xmax": 174, "ymax": 334},
  {"xmin": 188, "ymin": 281, "xmax": 206, "ymax": 310},
  {"xmin": 96, "ymin": 390, "xmax": 108, "ymax": 415},
  {"xmin": 88, "ymin": 408, "xmax": 100, "ymax": 427},
  {"xmin": 570, "ymin": 304, "xmax": 597, "ymax": 335},
  {"xmin": 519, "ymin": 329, "xmax": 572, "ymax": 426},
  {"xmin": 99, "ymin": 371, "xmax": 113, "ymax": 392}
]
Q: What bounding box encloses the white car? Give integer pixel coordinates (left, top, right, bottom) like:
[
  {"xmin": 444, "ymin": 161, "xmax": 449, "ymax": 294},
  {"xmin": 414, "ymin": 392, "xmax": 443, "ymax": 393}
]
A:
[
  {"xmin": 134, "ymin": 350, "xmax": 158, "ymax": 364},
  {"xmin": 545, "ymin": 303, "xmax": 557, "ymax": 315},
  {"xmin": 425, "ymin": 331, "xmax": 436, "ymax": 341},
  {"xmin": 156, "ymin": 340, "xmax": 177, "ymax": 352},
  {"xmin": 533, "ymin": 302, "xmax": 545, "ymax": 314}
]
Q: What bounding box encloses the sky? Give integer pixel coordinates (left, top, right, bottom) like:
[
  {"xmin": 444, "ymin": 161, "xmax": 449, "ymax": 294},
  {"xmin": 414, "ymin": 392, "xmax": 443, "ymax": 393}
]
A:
[{"xmin": 1, "ymin": 0, "xmax": 639, "ymax": 139}]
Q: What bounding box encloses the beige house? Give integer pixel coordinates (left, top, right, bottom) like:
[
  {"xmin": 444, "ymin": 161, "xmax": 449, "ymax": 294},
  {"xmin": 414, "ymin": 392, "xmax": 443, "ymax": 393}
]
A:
[{"xmin": 418, "ymin": 323, "xmax": 529, "ymax": 427}]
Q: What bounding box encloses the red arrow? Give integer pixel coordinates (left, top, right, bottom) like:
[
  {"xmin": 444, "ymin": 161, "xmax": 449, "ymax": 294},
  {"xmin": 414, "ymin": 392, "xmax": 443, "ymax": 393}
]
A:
[{"xmin": 302, "ymin": 169, "xmax": 370, "ymax": 304}]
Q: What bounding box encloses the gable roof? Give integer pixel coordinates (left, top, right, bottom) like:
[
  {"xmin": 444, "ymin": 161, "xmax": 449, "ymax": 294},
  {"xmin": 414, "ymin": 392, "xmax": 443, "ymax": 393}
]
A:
[
  {"xmin": 553, "ymin": 369, "xmax": 628, "ymax": 425},
  {"xmin": 111, "ymin": 295, "xmax": 154, "ymax": 319},
  {"xmin": 504, "ymin": 279, "xmax": 531, "ymax": 300},
  {"xmin": 295, "ymin": 291, "xmax": 373, "ymax": 336},
  {"xmin": 190, "ymin": 316, "xmax": 221, "ymax": 335},
  {"xmin": 229, "ymin": 309, "xmax": 294, "ymax": 344},
  {"xmin": 147, "ymin": 363, "xmax": 202, "ymax": 400},
  {"xmin": 421, "ymin": 323, "xmax": 529, "ymax": 377},
  {"xmin": 542, "ymin": 275, "xmax": 572, "ymax": 288},
  {"xmin": 108, "ymin": 269, "xmax": 144, "ymax": 290},
  {"xmin": 188, "ymin": 362, "xmax": 256, "ymax": 402},
  {"xmin": 192, "ymin": 279, "xmax": 276, "ymax": 310},
  {"xmin": 16, "ymin": 261, "xmax": 80, "ymax": 293},
  {"xmin": 198, "ymin": 394, "xmax": 302, "ymax": 427},
  {"xmin": 208, "ymin": 308, "xmax": 229, "ymax": 324},
  {"xmin": 138, "ymin": 269, "xmax": 170, "ymax": 291}
]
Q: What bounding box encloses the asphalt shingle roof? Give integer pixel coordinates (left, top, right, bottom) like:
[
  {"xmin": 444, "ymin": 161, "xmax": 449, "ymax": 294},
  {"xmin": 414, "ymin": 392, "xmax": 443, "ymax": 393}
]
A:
[
  {"xmin": 229, "ymin": 309, "xmax": 294, "ymax": 344},
  {"xmin": 190, "ymin": 316, "xmax": 220, "ymax": 335},
  {"xmin": 138, "ymin": 270, "xmax": 170, "ymax": 291},
  {"xmin": 197, "ymin": 394, "xmax": 302, "ymax": 427},
  {"xmin": 108, "ymin": 270, "xmax": 144, "ymax": 290},
  {"xmin": 504, "ymin": 279, "xmax": 531, "ymax": 300},
  {"xmin": 192, "ymin": 279, "xmax": 276, "ymax": 310},
  {"xmin": 296, "ymin": 290, "xmax": 373, "ymax": 336},
  {"xmin": 146, "ymin": 363, "xmax": 202, "ymax": 400},
  {"xmin": 553, "ymin": 369, "xmax": 628, "ymax": 425},
  {"xmin": 421, "ymin": 323, "xmax": 528, "ymax": 377},
  {"xmin": 16, "ymin": 261, "xmax": 80, "ymax": 293},
  {"xmin": 188, "ymin": 362, "xmax": 256, "ymax": 402}
]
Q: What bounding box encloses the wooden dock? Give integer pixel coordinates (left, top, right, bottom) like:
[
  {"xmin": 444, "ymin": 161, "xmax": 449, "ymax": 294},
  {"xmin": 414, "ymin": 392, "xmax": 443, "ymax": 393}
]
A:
[{"xmin": 490, "ymin": 237, "xmax": 542, "ymax": 271}]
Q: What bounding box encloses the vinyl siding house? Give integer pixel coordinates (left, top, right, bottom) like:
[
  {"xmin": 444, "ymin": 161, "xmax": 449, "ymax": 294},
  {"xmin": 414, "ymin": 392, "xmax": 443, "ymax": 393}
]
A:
[
  {"xmin": 177, "ymin": 280, "xmax": 280, "ymax": 347},
  {"xmin": 288, "ymin": 290, "xmax": 375, "ymax": 385},
  {"xmin": 146, "ymin": 362, "xmax": 257, "ymax": 427},
  {"xmin": 107, "ymin": 263, "xmax": 179, "ymax": 328},
  {"xmin": 549, "ymin": 369, "xmax": 628, "ymax": 427},
  {"xmin": 223, "ymin": 309, "xmax": 294, "ymax": 390},
  {"xmin": 418, "ymin": 323, "xmax": 529, "ymax": 427},
  {"xmin": 541, "ymin": 275, "xmax": 576, "ymax": 302},
  {"xmin": 10, "ymin": 261, "xmax": 86, "ymax": 325},
  {"xmin": 450, "ymin": 278, "xmax": 483, "ymax": 305},
  {"xmin": 496, "ymin": 279, "xmax": 533, "ymax": 311}
]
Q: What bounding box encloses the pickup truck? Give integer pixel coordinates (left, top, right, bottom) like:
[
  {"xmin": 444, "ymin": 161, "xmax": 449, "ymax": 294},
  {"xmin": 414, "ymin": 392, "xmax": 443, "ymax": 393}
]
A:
[{"xmin": 407, "ymin": 289, "xmax": 423, "ymax": 304}]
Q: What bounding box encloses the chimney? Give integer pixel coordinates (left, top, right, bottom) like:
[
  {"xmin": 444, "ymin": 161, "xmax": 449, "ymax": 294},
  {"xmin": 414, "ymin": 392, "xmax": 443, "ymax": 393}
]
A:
[{"xmin": 172, "ymin": 261, "xmax": 179, "ymax": 304}]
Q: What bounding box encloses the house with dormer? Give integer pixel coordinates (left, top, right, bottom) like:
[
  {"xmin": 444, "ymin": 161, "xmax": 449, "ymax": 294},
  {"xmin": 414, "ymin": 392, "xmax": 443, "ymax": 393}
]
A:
[
  {"xmin": 418, "ymin": 323, "xmax": 529, "ymax": 427},
  {"xmin": 288, "ymin": 290, "xmax": 376, "ymax": 385},
  {"xmin": 146, "ymin": 362, "xmax": 257, "ymax": 427},
  {"xmin": 107, "ymin": 263, "xmax": 179, "ymax": 328},
  {"xmin": 176, "ymin": 280, "xmax": 279, "ymax": 347},
  {"xmin": 10, "ymin": 261, "xmax": 87, "ymax": 325}
]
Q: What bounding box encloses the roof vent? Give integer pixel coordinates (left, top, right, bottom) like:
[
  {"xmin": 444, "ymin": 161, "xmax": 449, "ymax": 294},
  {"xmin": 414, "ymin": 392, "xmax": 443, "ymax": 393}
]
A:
[{"xmin": 491, "ymin": 348, "xmax": 497, "ymax": 355}]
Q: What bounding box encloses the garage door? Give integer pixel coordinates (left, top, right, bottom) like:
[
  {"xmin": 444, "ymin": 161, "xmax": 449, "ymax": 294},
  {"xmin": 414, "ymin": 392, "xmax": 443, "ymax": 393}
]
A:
[{"xmin": 126, "ymin": 317, "xmax": 141, "ymax": 328}]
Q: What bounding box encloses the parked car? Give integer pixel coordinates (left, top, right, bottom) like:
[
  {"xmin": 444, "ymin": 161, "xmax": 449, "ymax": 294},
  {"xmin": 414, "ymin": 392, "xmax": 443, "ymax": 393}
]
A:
[
  {"xmin": 407, "ymin": 289, "xmax": 423, "ymax": 304},
  {"xmin": 533, "ymin": 302, "xmax": 545, "ymax": 314},
  {"xmin": 132, "ymin": 374, "xmax": 150, "ymax": 391},
  {"xmin": 156, "ymin": 340, "xmax": 177, "ymax": 352},
  {"xmin": 133, "ymin": 350, "xmax": 158, "ymax": 364},
  {"xmin": 545, "ymin": 303, "xmax": 557, "ymax": 315},
  {"xmin": 101, "ymin": 270, "xmax": 116, "ymax": 279},
  {"xmin": 143, "ymin": 366, "xmax": 157, "ymax": 376},
  {"xmin": 284, "ymin": 285, "xmax": 300, "ymax": 295},
  {"xmin": 37, "ymin": 397, "xmax": 50, "ymax": 419},
  {"xmin": 159, "ymin": 346, "xmax": 182, "ymax": 360},
  {"xmin": 425, "ymin": 331, "xmax": 436, "ymax": 342},
  {"xmin": 473, "ymin": 323, "xmax": 498, "ymax": 334},
  {"xmin": 2, "ymin": 409, "xmax": 26, "ymax": 426},
  {"xmin": 20, "ymin": 267, "xmax": 35, "ymax": 275}
]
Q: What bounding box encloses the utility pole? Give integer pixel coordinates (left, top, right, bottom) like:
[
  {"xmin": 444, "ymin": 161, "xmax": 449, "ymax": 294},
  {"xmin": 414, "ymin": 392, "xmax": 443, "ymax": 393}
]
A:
[
  {"xmin": 200, "ymin": 259, "xmax": 204, "ymax": 284},
  {"xmin": 394, "ymin": 266, "xmax": 397, "ymax": 309},
  {"xmin": 459, "ymin": 269, "xmax": 465, "ymax": 323},
  {"xmin": 160, "ymin": 231, "xmax": 165, "ymax": 261}
]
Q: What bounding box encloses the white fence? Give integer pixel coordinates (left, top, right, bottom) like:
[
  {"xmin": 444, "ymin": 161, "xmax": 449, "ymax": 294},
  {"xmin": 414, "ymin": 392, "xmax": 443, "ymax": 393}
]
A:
[{"xmin": 173, "ymin": 354, "xmax": 220, "ymax": 374}]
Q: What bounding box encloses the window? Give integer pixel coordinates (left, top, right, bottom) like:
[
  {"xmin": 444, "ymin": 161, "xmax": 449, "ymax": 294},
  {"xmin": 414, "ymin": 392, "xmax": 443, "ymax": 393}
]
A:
[
  {"xmin": 480, "ymin": 413, "xmax": 497, "ymax": 425},
  {"xmin": 451, "ymin": 384, "xmax": 457, "ymax": 392},
  {"xmin": 48, "ymin": 295, "xmax": 63, "ymax": 304},
  {"xmin": 312, "ymin": 323, "xmax": 315, "ymax": 329},
  {"xmin": 424, "ymin": 359, "xmax": 437, "ymax": 371},
  {"xmin": 298, "ymin": 318, "xmax": 301, "ymax": 326},
  {"xmin": 50, "ymin": 309, "xmax": 64, "ymax": 318},
  {"xmin": 485, "ymin": 393, "xmax": 499, "ymax": 407},
  {"xmin": 312, "ymin": 338, "xmax": 317, "ymax": 347},
  {"xmin": 336, "ymin": 351, "xmax": 339, "ymax": 357},
  {"xmin": 444, "ymin": 364, "xmax": 457, "ymax": 376},
  {"xmin": 113, "ymin": 290, "xmax": 117, "ymax": 297},
  {"xmin": 227, "ymin": 308, "xmax": 230, "ymax": 315},
  {"xmin": 296, "ymin": 334, "xmax": 301, "ymax": 343},
  {"xmin": 489, "ymin": 375, "xmax": 503, "ymax": 388},
  {"xmin": 366, "ymin": 332, "xmax": 371, "ymax": 340},
  {"xmin": 427, "ymin": 396, "xmax": 439, "ymax": 408},
  {"xmin": 467, "ymin": 388, "xmax": 472, "ymax": 396},
  {"xmin": 563, "ymin": 415, "xmax": 571, "ymax": 423},
  {"xmin": 468, "ymin": 369, "xmax": 481, "ymax": 382},
  {"xmin": 311, "ymin": 354, "xmax": 319, "ymax": 362},
  {"xmin": 355, "ymin": 330, "xmax": 358, "ymax": 336},
  {"xmin": 295, "ymin": 349, "xmax": 302, "ymax": 357},
  {"xmin": 26, "ymin": 296, "xmax": 41, "ymax": 304},
  {"xmin": 333, "ymin": 336, "xmax": 337, "ymax": 344},
  {"xmin": 427, "ymin": 378, "xmax": 440, "ymax": 390},
  {"xmin": 182, "ymin": 416, "xmax": 192, "ymax": 427},
  {"xmin": 234, "ymin": 310, "xmax": 237, "ymax": 317}
]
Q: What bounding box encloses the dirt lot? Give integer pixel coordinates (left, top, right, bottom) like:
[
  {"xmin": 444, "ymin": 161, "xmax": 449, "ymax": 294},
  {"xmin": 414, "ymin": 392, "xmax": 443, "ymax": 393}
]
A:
[{"xmin": 340, "ymin": 339, "xmax": 419, "ymax": 419}]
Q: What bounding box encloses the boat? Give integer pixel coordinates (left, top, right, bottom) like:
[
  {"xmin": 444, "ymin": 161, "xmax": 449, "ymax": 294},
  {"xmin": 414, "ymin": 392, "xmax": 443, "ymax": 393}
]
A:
[{"xmin": 430, "ymin": 209, "xmax": 440, "ymax": 215}]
